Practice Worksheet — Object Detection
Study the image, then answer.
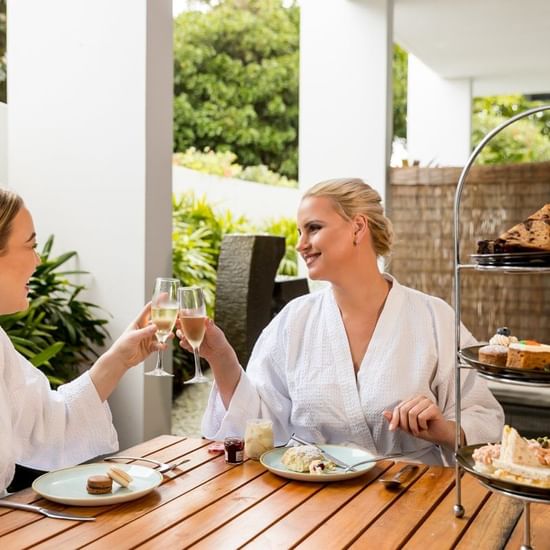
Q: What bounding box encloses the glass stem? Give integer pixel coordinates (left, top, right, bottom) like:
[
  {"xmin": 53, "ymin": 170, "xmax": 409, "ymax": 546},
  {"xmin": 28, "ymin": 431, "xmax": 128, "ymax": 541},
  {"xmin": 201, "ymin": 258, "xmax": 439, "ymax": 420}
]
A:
[
  {"xmin": 192, "ymin": 347, "xmax": 202, "ymax": 378},
  {"xmin": 156, "ymin": 348, "xmax": 164, "ymax": 372}
]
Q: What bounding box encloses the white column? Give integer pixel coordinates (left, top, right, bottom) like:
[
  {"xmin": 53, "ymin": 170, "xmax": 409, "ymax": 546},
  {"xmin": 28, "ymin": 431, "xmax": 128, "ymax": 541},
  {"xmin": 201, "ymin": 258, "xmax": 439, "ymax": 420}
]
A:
[
  {"xmin": 299, "ymin": 0, "xmax": 393, "ymax": 206},
  {"xmin": 407, "ymin": 54, "xmax": 472, "ymax": 167},
  {"xmin": 7, "ymin": 0, "xmax": 173, "ymax": 449}
]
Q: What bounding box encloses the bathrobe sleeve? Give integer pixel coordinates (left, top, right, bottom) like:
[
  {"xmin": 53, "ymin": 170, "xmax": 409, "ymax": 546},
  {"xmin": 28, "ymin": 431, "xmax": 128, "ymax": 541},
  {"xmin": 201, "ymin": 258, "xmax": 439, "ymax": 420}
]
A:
[
  {"xmin": 1, "ymin": 328, "xmax": 118, "ymax": 487},
  {"xmin": 201, "ymin": 306, "xmax": 294, "ymax": 444}
]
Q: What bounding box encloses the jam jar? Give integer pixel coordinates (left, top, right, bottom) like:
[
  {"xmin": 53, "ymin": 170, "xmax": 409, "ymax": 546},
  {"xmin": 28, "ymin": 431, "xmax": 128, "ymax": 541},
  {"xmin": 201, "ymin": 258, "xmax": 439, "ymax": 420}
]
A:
[{"xmin": 224, "ymin": 436, "xmax": 245, "ymax": 464}]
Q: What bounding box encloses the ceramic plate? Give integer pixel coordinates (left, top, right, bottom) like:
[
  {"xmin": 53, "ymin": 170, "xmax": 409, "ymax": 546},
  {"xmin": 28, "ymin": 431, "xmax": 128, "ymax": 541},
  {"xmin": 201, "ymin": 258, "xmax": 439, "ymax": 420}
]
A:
[
  {"xmin": 470, "ymin": 251, "xmax": 550, "ymax": 267},
  {"xmin": 260, "ymin": 444, "xmax": 376, "ymax": 482},
  {"xmin": 460, "ymin": 345, "xmax": 550, "ymax": 383},
  {"xmin": 32, "ymin": 463, "xmax": 163, "ymax": 506},
  {"xmin": 457, "ymin": 444, "xmax": 550, "ymax": 501}
]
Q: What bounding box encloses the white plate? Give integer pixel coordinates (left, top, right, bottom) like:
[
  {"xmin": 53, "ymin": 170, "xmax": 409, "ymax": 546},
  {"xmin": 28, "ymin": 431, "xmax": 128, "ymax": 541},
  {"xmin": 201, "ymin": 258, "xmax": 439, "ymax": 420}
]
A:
[
  {"xmin": 260, "ymin": 444, "xmax": 376, "ymax": 482},
  {"xmin": 32, "ymin": 463, "xmax": 163, "ymax": 506}
]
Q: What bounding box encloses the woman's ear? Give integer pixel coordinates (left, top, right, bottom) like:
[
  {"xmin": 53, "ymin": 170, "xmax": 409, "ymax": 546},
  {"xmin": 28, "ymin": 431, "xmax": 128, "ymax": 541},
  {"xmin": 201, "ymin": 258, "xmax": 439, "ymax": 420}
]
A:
[{"xmin": 352, "ymin": 214, "xmax": 369, "ymax": 245}]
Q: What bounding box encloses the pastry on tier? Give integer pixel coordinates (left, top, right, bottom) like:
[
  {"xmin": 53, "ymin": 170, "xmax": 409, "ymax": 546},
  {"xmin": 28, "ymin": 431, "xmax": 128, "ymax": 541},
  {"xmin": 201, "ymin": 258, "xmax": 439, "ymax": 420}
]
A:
[
  {"xmin": 473, "ymin": 425, "xmax": 550, "ymax": 488},
  {"xmin": 478, "ymin": 327, "xmax": 518, "ymax": 366},
  {"xmin": 506, "ymin": 340, "xmax": 550, "ymax": 370},
  {"xmin": 477, "ymin": 203, "xmax": 550, "ymax": 253}
]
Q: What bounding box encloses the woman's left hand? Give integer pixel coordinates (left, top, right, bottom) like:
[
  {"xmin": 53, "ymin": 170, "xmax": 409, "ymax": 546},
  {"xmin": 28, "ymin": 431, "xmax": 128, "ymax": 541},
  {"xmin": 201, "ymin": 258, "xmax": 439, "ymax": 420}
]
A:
[{"xmin": 382, "ymin": 395, "xmax": 459, "ymax": 448}]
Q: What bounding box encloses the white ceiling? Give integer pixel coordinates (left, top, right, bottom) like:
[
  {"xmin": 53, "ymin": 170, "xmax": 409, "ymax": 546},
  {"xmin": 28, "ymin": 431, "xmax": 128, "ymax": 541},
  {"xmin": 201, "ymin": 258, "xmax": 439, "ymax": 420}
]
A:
[{"xmin": 394, "ymin": 0, "xmax": 550, "ymax": 95}]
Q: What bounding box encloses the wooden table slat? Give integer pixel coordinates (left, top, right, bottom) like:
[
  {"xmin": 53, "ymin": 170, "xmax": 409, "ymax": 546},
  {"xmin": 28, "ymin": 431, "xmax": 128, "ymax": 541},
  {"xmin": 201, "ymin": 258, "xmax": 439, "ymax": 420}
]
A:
[
  {"xmin": 349, "ymin": 465, "xmax": 456, "ymax": 548},
  {"xmin": 296, "ymin": 463, "xmax": 429, "ymax": 549},
  {"xmin": 505, "ymin": 502, "xmax": 550, "ymax": 550},
  {"xmin": 241, "ymin": 462, "xmax": 394, "ymax": 550},
  {"xmin": 403, "ymin": 474, "xmax": 490, "ymax": 550},
  {"xmin": 133, "ymin": 472, "xmax": 287, "ymax": 549},
  {"xmin": 454, "ymin": 493, "xmax": 523, "ymax": 550}
]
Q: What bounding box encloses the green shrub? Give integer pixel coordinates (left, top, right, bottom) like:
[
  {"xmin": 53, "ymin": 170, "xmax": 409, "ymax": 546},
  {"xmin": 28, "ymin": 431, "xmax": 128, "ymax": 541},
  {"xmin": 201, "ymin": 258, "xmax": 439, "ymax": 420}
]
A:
[{"xmin": 0, "ymin": 236, "xmax": 110, "ymax": 387}]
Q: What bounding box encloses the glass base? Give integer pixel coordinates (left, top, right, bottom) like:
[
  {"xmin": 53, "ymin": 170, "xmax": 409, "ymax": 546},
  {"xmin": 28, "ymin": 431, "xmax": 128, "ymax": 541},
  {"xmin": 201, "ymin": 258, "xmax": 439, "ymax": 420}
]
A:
[
  {"xmin": 145, "ymin": 368, "xmax": 174, "ymax": 377},
  {"xmin": 184, "ymin": 375, "xmax": 209, "ymax": 384}
]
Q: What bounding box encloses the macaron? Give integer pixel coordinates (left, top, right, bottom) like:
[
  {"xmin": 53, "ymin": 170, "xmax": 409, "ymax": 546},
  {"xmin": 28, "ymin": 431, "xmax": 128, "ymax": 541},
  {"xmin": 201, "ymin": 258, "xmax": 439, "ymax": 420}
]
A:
[
  {"xmin": 86, "ymin": 474, "xmax": 113, "ymax": 495},
  {"xmin": 107, "ymin": 466, "xmax": 133, "ymax": 488}
]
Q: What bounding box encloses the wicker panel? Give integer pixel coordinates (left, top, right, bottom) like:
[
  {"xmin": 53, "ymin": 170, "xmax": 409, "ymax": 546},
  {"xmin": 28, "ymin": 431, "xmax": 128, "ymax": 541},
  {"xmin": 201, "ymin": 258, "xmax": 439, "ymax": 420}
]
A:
[{"xmin": 389, "ymin": 162, "xmax": 550, "ymax": 343}]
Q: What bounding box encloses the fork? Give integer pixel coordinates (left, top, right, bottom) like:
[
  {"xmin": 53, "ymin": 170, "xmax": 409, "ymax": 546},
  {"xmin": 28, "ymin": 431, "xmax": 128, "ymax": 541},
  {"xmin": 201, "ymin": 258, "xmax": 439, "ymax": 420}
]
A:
[
  {"xmin": 0, "ymin": 500, "xmax": 95, "ymax": 521},
  {"xmin": 103, "ymin": 456, "xmax": 190, "ymax": 473}
]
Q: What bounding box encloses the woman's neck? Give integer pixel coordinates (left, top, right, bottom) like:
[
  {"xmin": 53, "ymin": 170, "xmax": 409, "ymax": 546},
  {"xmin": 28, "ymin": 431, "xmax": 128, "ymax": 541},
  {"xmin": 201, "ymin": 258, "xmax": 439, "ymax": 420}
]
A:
[{"xmin": 331, "ymin": 267, "xmax": 391, "ymax": 318}]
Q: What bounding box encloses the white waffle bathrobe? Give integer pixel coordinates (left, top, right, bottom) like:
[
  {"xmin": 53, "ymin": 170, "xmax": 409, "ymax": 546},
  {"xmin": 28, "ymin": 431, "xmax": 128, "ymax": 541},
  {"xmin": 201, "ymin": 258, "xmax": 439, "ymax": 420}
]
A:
[
  {"xmin": 0, "ymin": 328, "xmax": 118, "ymax": 494},
  {"xmin": 202, "ymin": 275, "xmax": 504, "ymax": 465}
]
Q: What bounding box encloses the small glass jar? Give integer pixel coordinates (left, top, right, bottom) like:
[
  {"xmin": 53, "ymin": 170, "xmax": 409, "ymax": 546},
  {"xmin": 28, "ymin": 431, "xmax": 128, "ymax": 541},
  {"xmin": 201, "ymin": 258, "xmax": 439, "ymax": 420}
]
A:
[
  {"xmin": 244, "ymin": 419, "xmax": 274, "ymax": 460},
  {"xmin": 224, "ymin": 436, "xmax": 244, "ymax": 464}
]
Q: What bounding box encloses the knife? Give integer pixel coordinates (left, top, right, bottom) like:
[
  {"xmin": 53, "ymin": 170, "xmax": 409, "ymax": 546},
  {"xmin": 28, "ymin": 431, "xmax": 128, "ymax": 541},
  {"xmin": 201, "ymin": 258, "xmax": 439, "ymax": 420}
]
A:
[
  {"xmin": 290, "ymin": 433, "xmax": 356, "ymax": 471},
  {"xmin": 0, "ymin": 500, "xmax": 96, "ymax": 521}
]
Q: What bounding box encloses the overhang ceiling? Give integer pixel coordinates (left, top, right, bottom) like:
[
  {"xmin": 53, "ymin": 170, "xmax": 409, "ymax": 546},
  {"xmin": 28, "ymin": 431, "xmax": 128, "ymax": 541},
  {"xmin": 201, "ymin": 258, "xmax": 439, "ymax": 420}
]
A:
[{"xmin": 394, "ymin": 0, "xmax": 550, "ymax": 95}]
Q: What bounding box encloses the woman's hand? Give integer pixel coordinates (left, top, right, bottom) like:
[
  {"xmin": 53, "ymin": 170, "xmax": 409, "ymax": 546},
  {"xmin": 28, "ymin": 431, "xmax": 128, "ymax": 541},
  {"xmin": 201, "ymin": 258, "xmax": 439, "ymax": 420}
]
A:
[
  {"xmin": 177, "ymin": 318, "xmax": 241, "ymax": 408},
  {"xmin": 176, "ymin": 318, "xmax": 233, "ymax": 364},
  {"xmin": 108, "ymin": 302, "xmax": 166, "ymax": 369},
  {"xmin": 382, "ymin": 395, "xmax": 462, "ymax": 449}
]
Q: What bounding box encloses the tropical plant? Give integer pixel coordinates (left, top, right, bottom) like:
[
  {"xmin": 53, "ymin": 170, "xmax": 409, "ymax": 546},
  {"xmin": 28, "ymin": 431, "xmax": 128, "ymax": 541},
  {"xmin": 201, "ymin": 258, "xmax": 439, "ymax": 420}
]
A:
[
  {"xmin": 260, "ymin": 217, "xmax": 298, "ymax": 276},
  {"xmin": 173, "ymin": 0, "xmax": 300, "ymax": 179},
  {"xmin": 0, "ymin": 236, "xmax": 110, "ymax": 387},
  {"xmin": 393, "ymin": 44, "xmax": 408, "ymax": 140}
]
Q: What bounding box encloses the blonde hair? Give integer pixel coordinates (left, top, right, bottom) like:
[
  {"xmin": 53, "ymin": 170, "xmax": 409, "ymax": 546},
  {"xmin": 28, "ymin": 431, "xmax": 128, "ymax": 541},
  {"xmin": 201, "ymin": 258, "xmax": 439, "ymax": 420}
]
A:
[
  {"xmin": 303, "ymin": 178, "xmax": 393, "ymax": 257},
  {"xmin": 0, "ymin": 188, "xmax": 24, "ymax": 255}
]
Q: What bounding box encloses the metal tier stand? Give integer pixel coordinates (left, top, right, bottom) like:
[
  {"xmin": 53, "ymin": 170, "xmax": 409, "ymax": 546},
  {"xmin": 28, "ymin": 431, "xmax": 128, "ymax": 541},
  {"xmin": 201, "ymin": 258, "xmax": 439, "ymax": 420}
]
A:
[{"xmin": 452, "ymin": 105, "xmax": 550, "ymax": 550}]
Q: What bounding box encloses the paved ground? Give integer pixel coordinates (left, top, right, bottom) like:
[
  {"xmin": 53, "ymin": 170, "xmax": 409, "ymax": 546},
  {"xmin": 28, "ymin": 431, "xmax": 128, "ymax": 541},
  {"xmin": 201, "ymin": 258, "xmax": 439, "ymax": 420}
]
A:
[{"xmin": 171, "ymin": 369, "xmax": 213, "ymax": 437}]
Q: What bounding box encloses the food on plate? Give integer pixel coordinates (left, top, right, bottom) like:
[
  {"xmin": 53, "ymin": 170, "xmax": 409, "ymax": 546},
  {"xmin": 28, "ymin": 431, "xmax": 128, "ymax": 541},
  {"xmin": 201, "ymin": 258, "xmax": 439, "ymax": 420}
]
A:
[
  {"xmin": 478, "ymin": 344, "xmax": 508, "ymax": 367},
  {"xmin": 488, "ymin": 327, "xmax": 518, "ymax": 347},
  {"xmin": 86, "ymin": 474, "xmax": 113, "ymax": 495},
  {"xmin": 473, "ymin": 425, "xmax": 550, "ymax": 488},
  {"xmin": 281, "ymin": 445, "xmax": 335, "ymax": 473},
  {"xmin": 107, "ymin": 466, "xmax": 133, "ymax": 488},
  {"xmin": 506, "ymin": 341, "xmax": 550, "ymax": 370},
  {"xmin": 476, "ymin": 203, "xmax": 550, "ymax": 253},
  {"xmin": 308, "ymin": 459, "xmax": 336, "ymax": 474}
]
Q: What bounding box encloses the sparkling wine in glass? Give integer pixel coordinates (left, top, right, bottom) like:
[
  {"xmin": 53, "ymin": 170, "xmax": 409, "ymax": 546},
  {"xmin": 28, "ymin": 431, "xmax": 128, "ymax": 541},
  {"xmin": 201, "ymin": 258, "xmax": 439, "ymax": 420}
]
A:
[
  {"xmin": 178, "ymin": 286, "xmax": 209, "ymax": 384},
  {"xmin": 145, "ymin": 277, "xmax": 180, "ymax": 377}
]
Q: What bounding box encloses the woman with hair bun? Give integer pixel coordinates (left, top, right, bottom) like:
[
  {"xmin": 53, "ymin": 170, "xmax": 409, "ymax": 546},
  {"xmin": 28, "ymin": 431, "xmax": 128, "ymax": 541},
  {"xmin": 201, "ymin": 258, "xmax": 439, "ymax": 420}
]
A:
[
  {"xmin": 0, "ymin": 188, "xmax": 163, "ymax": 494},
  {"xmin": 182, "ymin": 178, "xmax": 503, "ymax": 465}
]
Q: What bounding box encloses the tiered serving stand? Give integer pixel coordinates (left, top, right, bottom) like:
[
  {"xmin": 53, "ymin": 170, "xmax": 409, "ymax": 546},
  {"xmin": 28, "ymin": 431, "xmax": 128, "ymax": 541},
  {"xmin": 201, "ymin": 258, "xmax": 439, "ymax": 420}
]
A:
[{"xmin": 452, "ymin": 105, "xmax": 550, "ymax": 550}]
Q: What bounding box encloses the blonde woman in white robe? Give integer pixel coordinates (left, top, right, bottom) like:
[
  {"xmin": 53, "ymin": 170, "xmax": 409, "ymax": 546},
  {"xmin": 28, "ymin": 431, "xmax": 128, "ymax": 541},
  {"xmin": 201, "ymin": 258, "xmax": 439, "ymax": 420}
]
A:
[
  {"xmin": 0, "ymin": 188, "xmax": 164, "ymax": 494},
  {"xmin": 180, "ymin": 178, "xmax": 504, "ymax": 465}
]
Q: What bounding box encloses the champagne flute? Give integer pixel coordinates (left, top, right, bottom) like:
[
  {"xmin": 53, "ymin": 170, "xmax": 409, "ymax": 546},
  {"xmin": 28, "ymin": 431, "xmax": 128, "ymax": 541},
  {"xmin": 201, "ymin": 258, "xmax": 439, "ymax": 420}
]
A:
[
  {"xmin": 145, "ymin": 277, "xmax": 180, "ymax": 377},
  {"xmin": 178, "ymin": 286, "xmax": 209, "ymax": 384}
]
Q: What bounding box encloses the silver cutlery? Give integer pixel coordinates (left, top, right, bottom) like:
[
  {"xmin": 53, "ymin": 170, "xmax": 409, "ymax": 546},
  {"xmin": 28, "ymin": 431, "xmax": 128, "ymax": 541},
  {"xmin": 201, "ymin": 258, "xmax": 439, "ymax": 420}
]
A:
[
  {"xmin": 378, "ymin": 464, "xmax": 418, "ymax": 489},
  {"xmin": 343, "ymin": 452, "xmax": 405, "ymax": 472},
  {"xmin": 0, "ymin": 500, "xmax": 95, "ymax": 521},
  {"xmin": 103, "ymin": 455, "xmax": 190, "ymax": 473},
  {"xmin": 290, "ymin": 433, "xmax": 356, "ymax": 472}
]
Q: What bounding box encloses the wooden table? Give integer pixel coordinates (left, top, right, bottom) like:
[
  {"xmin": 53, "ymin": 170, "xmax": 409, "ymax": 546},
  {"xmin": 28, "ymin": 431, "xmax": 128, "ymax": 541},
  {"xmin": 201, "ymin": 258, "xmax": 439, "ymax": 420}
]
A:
[{"xmin": 1, "ymin": 435, "xmax": 548, "ymax": 549}]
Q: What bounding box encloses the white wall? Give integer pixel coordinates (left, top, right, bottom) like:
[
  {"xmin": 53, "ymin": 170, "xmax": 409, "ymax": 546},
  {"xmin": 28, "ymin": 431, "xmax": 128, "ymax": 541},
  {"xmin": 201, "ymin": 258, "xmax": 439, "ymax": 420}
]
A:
[
  {"xmin": 173, "ymin": 166, "xmax": 301, "ymax": 223},
  {"xmin": 299, "ymin": 0, "xmax": 393, "ymax": 205},
  {"xmin": 407, "ymin": 55, "xmax": 472, "ymax": 167},
  {"xmin": 0, "ymin": 102, "xmax": 6, "ymax": 186},
  {"xmin": 7, "ymin": 0, "xmax": 173, "ymax": 449}
]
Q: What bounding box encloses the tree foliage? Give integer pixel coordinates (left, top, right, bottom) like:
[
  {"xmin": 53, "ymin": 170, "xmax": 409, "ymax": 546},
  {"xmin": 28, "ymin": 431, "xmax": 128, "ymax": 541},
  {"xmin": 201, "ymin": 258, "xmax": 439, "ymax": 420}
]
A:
[
  {"xmin": 393, "ymin": 44, "xmax": 408, "ymax": 139},
  {"xmin": 473, "ymin": 95, "xmax": 550, "ymax": 164},
  {"xmin": 173, "ymin": 0, "xmax": 300, "ymax": 179}
]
